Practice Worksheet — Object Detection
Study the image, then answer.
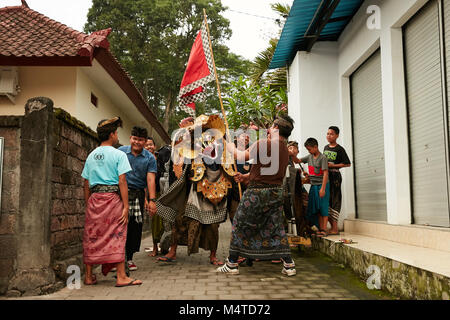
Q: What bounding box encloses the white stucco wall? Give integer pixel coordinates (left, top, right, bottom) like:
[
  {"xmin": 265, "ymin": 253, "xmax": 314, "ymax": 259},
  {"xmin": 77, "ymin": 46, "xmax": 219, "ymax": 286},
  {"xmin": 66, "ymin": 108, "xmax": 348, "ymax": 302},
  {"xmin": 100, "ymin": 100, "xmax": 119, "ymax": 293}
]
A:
[
  {"xmin": 288, "ymin": 0, "xmax": 433, "ymax": 229},
  {"xmin": 0, "ymin": 67, "xmax": 77, "ymax": 115},
  {"xmin": 75, "ymin": 67, "xmax": 137, "ymax": 145}
]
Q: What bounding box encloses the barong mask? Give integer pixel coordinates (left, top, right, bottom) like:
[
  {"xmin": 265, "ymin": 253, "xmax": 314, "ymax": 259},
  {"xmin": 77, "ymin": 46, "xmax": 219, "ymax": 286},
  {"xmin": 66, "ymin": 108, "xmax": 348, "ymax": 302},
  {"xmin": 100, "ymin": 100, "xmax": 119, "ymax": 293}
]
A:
[{"xmin": 172, "ymin": 114, "xmax": 227, "ymax": 162}]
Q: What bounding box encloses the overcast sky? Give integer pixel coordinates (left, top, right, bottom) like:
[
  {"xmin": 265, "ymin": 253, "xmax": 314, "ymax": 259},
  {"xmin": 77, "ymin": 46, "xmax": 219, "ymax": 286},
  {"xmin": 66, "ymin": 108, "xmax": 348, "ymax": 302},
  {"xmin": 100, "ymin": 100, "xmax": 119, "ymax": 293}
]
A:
[{"xmin": 3, "ymin": 0, "xmax": 292, "ymax": 61}]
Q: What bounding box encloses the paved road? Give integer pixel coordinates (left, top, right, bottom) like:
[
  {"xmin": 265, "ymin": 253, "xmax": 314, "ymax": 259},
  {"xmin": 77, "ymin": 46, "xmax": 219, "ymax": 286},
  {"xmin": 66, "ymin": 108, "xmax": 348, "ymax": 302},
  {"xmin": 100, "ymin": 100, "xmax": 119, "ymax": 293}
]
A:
[{"xmin": 12, "ymin": 222, "xmax": 392, "ymax": 300}]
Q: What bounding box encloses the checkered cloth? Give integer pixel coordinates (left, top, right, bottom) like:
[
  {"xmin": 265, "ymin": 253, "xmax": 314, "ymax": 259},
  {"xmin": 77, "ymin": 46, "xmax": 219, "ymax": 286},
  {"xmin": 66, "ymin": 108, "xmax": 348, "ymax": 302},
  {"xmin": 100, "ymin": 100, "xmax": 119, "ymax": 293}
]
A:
[
  {"xmin": 128, "ymin": 198, "xmax": 143, "ymax": 224},
  {"xmin": 177, "ymin": 19, "xmax": 215, "ymax": 117}
]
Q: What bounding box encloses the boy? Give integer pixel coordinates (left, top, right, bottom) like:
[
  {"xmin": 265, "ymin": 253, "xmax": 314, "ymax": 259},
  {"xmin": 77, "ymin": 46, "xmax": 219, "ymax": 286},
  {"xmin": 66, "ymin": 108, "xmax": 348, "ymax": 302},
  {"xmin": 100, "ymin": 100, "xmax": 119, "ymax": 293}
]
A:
[
  {"xmin": 323, "ymin": 126, "xmax": 351, "ymax": 235},
  {"xmin": 290, "ymin": 138, "xmax": 329, "ymax": 237}
]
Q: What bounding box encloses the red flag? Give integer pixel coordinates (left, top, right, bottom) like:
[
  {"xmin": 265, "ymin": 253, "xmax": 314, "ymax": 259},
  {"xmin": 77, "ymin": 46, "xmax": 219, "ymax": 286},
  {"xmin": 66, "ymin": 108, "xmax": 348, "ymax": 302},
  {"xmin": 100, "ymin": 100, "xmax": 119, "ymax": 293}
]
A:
[{"xmin": 178, "ymin": 20, "xmax": 214, "ymax": 116}]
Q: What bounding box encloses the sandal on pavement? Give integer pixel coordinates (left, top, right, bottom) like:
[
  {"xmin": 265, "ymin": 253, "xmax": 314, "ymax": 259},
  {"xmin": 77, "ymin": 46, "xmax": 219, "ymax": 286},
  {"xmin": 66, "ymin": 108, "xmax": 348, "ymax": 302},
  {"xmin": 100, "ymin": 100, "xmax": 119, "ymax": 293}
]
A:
[
  {"xmin": 84, "ymin": 274, "xmax": 97, "ymax": 285},
  {"xmin": 210, "ymin": 258, "xmax": 224, "ymax": 266},
  {"xmin": 316, "ymin": 230, "xmax": 328, "ymax": 238},
  {"xmin": 115, "ymin": 279, "xmax": 142, "ymax": 287},
  {"xmin": 237, "ymin": 257, "xmax": 246, "ymax": 265},
  {"xmin": 271, "ymin": 260, "xmax": 282, "ymax": 264},
  {"xmin": 157, "ymin": 256, "xmax": 176, "ymax": 263}
]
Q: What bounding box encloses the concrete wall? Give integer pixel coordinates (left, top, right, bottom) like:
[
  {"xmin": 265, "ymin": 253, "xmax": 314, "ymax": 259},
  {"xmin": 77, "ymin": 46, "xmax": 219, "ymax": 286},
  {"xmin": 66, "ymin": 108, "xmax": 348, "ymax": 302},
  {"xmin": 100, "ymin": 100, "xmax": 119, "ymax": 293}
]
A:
[
  {"xmin": 0, "ymin": 117, "xmax": 21, "ymax": 295},
  {"xmin": 0, "ymin": 99, "xmax": 100, "ymax": 297},
  {"xmin": 287, "ymin": 0, "xmax": 436, "ymax": 231}
]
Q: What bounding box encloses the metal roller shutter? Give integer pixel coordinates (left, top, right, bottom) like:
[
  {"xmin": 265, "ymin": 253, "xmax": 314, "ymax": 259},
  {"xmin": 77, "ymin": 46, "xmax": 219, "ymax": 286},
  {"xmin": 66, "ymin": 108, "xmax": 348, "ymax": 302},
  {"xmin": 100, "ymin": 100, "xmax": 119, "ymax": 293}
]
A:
[
  {"xmin": 351, "ymin": 50, "xmax": 387, "ymax": 221},
  {"xmin": 404, "ymin": 0, "xmax": 450, "ymax": 227}
]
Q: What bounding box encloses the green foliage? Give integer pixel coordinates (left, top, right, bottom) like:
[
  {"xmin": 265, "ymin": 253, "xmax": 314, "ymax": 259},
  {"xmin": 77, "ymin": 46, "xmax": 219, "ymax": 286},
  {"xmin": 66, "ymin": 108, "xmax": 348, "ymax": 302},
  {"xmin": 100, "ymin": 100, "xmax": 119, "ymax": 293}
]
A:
[
  {"xmin": 249, "ymin": 2, "xmax": 291, "ymax": 90},
  {"xmin": 224, "ymin": 77, "xmax": 288, "ymax": 130},
  {"xmin": 84, "ymin": 0, "xmax": 251, "ymax": 135}
]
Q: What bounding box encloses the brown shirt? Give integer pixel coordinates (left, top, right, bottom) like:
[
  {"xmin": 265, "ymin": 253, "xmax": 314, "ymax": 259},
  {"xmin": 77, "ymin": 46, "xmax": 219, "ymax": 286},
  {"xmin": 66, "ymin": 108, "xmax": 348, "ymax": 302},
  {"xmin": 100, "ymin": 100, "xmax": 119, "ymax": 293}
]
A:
[{"xmin": 248, "ymin": 138, "xmax": 289, "ymax": 186}]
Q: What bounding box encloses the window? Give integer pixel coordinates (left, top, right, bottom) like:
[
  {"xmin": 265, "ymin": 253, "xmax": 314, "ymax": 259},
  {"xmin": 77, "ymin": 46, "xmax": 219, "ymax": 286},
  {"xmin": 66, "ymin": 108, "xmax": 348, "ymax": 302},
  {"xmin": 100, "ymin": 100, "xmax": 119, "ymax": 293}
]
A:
[{"xmin": 90, "ymin": 93, "xmax": 98, "ymax": 107}]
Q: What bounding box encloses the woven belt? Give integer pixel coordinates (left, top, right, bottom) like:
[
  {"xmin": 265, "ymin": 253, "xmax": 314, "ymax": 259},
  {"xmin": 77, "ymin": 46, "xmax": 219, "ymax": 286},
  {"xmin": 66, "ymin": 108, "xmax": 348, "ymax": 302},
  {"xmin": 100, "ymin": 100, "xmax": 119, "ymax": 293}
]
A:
[
  {"xmin": 90, "ymin": 184, "xmax": 119, "ymax": 194},
  {"xmin": 248, "ymin": 183, "xmax": 281, "ymax": 189}
]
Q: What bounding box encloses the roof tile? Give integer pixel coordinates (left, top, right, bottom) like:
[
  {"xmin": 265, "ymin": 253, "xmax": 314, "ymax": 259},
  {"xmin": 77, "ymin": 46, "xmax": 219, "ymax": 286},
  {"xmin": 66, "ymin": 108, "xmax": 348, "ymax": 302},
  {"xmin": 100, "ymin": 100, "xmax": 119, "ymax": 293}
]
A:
[{"xmin": 0, "ymin": 4, "xmax": 110, "ymax": 59}]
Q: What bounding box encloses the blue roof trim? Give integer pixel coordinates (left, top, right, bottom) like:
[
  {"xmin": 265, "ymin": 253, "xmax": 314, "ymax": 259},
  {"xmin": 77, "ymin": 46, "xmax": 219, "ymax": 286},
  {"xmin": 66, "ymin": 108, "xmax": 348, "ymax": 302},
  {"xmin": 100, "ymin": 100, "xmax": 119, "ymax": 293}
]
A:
[{"xmin": 269, "ymin": 0, "xmax": 364, "ymax": 69}]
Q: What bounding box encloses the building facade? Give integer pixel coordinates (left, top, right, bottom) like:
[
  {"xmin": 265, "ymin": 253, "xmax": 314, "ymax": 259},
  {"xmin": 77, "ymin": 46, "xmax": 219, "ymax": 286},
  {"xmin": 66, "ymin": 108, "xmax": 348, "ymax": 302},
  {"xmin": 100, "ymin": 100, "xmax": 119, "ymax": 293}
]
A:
[
  {"xmin": 0, "ymin": 3, "xmax": 170, "ymax": 146},
  {"xmin": 273, "ymin": 0, "xmax": 450, "ymax": 252}
]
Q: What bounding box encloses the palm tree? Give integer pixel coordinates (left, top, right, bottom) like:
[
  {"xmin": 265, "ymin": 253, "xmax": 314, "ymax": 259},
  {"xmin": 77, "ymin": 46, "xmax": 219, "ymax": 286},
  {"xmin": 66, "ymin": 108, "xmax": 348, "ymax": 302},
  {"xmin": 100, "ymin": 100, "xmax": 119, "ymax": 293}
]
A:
[{"xmin": 250, "ymin": 2, "xmax": 291, "ymax": 90}]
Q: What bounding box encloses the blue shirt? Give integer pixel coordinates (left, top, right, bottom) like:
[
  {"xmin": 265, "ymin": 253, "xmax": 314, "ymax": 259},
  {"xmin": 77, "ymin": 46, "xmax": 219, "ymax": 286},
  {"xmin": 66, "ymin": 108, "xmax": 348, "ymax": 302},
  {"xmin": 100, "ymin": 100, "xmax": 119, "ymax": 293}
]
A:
[
  {"xmin": 118, "ymin": 145, "xmax": 157, "ymax": 190},
  {"xmin": 82, "ymin": 146, "xmax": 132, "ymax": 187}
]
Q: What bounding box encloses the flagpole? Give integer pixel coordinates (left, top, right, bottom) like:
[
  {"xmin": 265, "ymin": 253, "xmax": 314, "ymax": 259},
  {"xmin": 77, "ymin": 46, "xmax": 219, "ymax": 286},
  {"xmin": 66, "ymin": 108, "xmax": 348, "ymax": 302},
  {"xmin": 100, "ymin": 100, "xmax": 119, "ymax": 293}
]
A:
[{"xmin": 203, "ymin": 9, "xmax": 242, "ymax": 199}]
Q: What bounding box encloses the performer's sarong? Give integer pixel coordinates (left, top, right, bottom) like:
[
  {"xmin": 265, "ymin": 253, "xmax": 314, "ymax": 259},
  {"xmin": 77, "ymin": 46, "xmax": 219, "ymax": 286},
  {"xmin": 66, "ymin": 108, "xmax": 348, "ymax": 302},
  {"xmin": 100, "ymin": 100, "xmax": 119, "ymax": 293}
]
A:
[
  {"xmin": 306, "ymin": 183, "xmax": 330, "ymax": 228},
  {"xmin": 328, "ymin": 170, "xmax": 342, "ymax": 222},
  {"xmin": 173, "ymin": 215, "xmax": 219, "ymax": 255},
  {"xmin": 151, "ymin": 191, "xmax": 164, "ymax": 243},
  {"xmin": 83, "ymin": 192, "xmax": 126, "ymax": 265},
  {"xmin": 152, "ymin": 215, "xmax": 164, "ymax": 243},
  {"xmin": 229, "ymin": 185, "xmax": 291, "ymax": 260}
]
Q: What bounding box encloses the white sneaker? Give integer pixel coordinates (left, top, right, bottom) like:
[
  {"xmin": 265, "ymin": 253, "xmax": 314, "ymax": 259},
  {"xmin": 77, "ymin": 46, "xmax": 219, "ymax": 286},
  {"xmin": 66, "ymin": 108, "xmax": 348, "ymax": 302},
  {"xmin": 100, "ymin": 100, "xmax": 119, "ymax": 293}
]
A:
[
  {"xmin": 282, "ymin": 267, "xmax": 297, "ymax": 276},
  {"xmin": 281, "ymin": 260, "xmax": 296, "ymax": 277},
  {"xmin": 216, "ymin": 259, "xmax": 239, "ymax": 275},
  {"xmin": 127, "ymin": 261, "xmax": 138, "ymax": 271}
]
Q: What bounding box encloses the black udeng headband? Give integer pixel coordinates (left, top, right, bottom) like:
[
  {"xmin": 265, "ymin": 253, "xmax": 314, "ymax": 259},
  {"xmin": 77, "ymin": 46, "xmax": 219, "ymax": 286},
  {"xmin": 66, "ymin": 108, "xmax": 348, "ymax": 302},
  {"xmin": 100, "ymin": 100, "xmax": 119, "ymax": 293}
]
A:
[{"xmin": 274, "ymin": 118, "xmax": 293, "ymax": 130}]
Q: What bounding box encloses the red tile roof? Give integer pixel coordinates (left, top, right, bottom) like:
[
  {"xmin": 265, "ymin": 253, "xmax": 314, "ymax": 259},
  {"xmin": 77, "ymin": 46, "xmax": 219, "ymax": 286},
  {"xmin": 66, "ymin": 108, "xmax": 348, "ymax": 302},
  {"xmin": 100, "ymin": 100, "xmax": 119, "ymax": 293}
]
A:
[
  {"xmin": 0, "ymin": 4, "xmax": 171, "ymax": 143},
  {"xmin": 0, "ymin": 4, "xmax": 110, "ymax": 60}
]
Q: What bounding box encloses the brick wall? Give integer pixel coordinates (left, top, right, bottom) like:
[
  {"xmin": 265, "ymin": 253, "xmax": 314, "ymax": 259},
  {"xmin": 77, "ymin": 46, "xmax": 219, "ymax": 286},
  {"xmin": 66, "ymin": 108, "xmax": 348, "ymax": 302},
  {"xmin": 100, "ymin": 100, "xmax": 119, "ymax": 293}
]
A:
[
  {"xmin": 0, "ymin": 117, "xmax": 22, "ymax": 295},
  {"xmin": 50, "ymin": 109, "xmax": 98, "ymax": 280},
  {"xmin": 0, "ymin": 104, "xmax": 154, "ymax": 296}
]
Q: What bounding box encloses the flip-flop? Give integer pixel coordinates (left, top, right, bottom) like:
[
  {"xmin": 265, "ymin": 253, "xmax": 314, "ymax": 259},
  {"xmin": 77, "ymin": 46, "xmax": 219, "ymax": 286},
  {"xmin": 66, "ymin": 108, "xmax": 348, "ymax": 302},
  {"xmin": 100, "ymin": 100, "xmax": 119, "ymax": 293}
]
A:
[
  {"xmin": 237, "ymin": 257, "xmax": 246, "ymax": 265},
  {"xmin": 210, "ymin": 258, "xmax": 224, "ymax": 266},
  {"xmin": 316, "ymin": 231, "xmax": 328, "ymax": 238},
  {"xmin": 115, "ymin": 279, "xmax": 142, "ymax": 287},
  {"xmin": 157, "ymin": 256, "xmax": 176, "ymax": 263},
  {"xmin": 271, "ymin": 260, "xmax": 282, "ymax": 264}
]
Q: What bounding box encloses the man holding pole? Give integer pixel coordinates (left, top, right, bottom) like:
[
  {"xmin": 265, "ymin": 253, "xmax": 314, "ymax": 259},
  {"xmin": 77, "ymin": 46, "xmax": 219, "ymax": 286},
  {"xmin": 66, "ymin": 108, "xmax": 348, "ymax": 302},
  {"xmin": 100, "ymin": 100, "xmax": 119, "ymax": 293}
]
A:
[{"xmin": 216, "ymin": 115, "xmax": 297, "ymax": 277}]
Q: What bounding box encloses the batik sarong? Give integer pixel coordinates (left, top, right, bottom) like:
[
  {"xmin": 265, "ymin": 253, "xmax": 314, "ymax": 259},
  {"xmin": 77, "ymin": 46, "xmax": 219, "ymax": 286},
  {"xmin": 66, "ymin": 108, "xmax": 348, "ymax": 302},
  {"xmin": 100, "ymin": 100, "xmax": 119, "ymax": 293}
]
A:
[
  {"xmin": 328, "ymin": 170, "xmax": 342, "ymax": 223},
  {"xmin": 83, "ymin": 192, "xmax": 127, "ymax": 265},
  {"xmin": 229, "ymin": 185, "xmax": 291, "ymax": 260},
  {"xmin": 172, "ymin": 215, "xmax": 220, "ymax": 255},
  {"xmin": 306, "ymin": 183, "xmax": 330, "ymax": 228}
]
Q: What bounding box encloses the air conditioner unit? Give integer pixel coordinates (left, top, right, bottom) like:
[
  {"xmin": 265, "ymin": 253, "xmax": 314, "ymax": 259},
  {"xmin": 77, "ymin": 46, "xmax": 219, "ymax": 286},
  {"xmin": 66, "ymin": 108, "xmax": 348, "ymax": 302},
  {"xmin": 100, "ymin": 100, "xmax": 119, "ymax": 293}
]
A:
[{"xmin": 0, "ymin": 67, "xmax": 19, "ymax": 103}]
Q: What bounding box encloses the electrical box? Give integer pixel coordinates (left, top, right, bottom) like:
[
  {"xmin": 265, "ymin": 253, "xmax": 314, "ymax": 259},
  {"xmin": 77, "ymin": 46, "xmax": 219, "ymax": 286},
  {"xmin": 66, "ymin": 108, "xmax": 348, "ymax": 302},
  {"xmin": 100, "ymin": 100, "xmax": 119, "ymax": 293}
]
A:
[{"xmin": 0, "ymin": 67, "xmax": 19, "ymax": 103}]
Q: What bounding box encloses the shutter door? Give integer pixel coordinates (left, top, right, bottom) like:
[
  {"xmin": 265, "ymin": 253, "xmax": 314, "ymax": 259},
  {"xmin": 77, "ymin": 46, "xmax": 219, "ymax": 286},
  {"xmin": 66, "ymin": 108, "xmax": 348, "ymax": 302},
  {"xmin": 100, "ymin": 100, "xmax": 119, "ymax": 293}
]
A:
[
  {"xmin": 351, "ymin": 50, "xmax": 387, "ymax": 221},
  {"xmin": 405, "ymin": 0, "xmax": 450, "ymax": 227}
]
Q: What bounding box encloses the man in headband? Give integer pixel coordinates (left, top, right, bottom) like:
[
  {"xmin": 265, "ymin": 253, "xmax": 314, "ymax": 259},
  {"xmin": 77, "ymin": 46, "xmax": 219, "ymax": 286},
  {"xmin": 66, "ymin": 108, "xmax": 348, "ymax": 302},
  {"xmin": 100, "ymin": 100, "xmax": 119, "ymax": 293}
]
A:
[
  {"xmin": 81, "ymin": 117, "xmax": 142, "ymax": 287},
  {"xmin": 217, "ymin": 114, "xmax": 297, "ymax": 277},
  {"xmin": 118, "ymin": 126, "xmax": 157, "ymax": 272}
]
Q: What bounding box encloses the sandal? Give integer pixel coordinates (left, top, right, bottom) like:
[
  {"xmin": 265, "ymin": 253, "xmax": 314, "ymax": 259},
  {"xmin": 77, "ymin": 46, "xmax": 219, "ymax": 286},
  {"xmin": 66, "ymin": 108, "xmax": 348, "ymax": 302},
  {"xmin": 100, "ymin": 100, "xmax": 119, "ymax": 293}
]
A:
[
  {"xmin": 237, "ymin": 257, "xmax": 246, "ymax": 265},
  {"xmin": 115, "ymin": 279, "xmax": 142, "ymax": 287},
  {"xmin": 210, "ymin": 258, "xmax": 224, "ymax": 266},
  {"xmin": 316, "ymin": 230, "xmax": 328, "ymax": 238},
  {"xmin": 157, "ymin": 256, "xmax": 176, "ymax": 263},
  {"xmin": 271, "ymin": 260, "xmax": 282, "ymax": 264}
]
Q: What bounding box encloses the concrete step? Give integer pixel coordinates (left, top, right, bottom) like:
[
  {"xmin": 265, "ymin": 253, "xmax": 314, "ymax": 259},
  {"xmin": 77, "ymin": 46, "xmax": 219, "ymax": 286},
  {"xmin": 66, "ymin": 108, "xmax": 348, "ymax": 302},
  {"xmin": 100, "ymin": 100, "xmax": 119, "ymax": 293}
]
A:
[{"xmin": 312, "ymin": 233, "xmax": 450, "ymax": 300}]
